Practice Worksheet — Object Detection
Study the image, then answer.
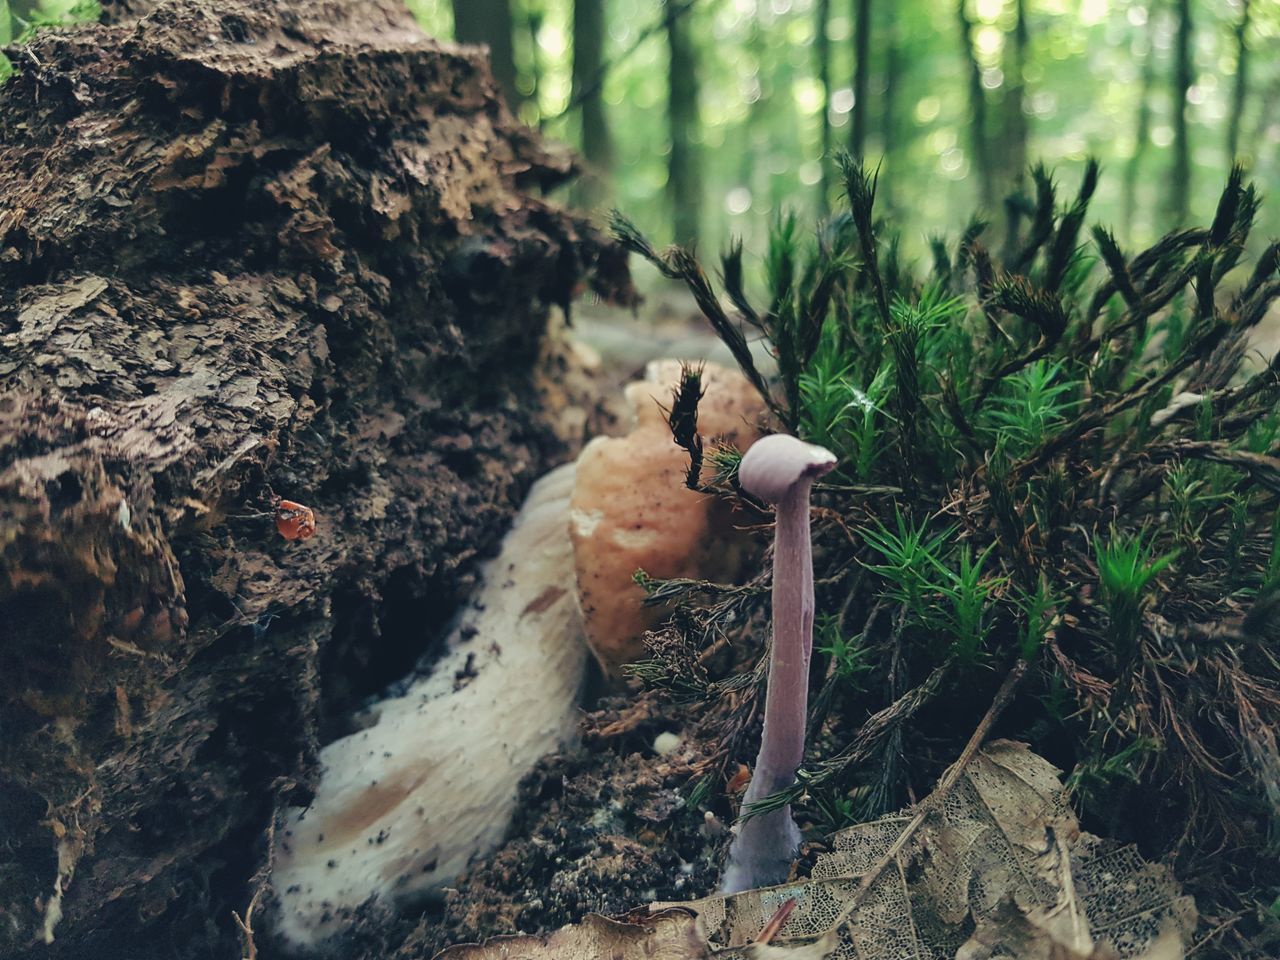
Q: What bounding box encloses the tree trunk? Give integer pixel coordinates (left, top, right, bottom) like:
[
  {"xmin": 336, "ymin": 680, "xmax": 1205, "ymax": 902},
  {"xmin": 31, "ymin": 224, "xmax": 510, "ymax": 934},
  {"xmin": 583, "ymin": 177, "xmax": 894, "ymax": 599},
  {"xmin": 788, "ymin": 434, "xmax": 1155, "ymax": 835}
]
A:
[
  {"xmin": 572, "ymin": 0, "xmax": 613, "ymax": 208},
  {"xmin": 740, "ymin": 13, "xmax": 770, "ymax": 212},
  {"xmin": 815, "ymin": 0, "xmax": 833, "ymax": 213},
  {"xmin": 850, "ymin": 0, "xmax": 872, "ymax": 159},
  {"xmin": 1003, "ymin": 0, "xmax": 1030, "ymax": 190},
  {"xmin": 879, "ymin": 0, "xmax": 901, "ymax": 212},
  {"xmin": 1227, "ymin": 0, "xmax": 1250, "ymax": 162},
  {"xmin": 452, "ymin": 0, "xmax": 521, "ymax": 110},
  {"xmin": 1168, "ymin": 0, "xmax": 1194, "ymax": 226},
  {"xmin": 958, "ymin": 0, "xmax": 996, "ymax": 213},
  {"xmin": 1124, "ymin": 6, "xmax": 1159, "ymax": 240},
  {"xmin": 0, "ymin": 2, "xmax": 630, "ymax": 958},
  {"xmin": 522, "ymin": 2, "xmax": 545, "ymax": 126},
  {"xmin": 666, "ymin": 0, "xmax": 701, "ymax": 245}
]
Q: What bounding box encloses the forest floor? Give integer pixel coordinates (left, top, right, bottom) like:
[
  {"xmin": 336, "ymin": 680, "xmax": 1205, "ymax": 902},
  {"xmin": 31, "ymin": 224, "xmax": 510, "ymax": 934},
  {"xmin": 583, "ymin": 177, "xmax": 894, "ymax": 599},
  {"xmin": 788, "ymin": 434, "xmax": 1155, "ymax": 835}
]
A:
[
  {"xmin": 389, "ymin": 690, "xmax": 732, "ymax": 957},
  {"xmin": 340, "ymin": 285, "xmax": 1280, "ymax": 959}
]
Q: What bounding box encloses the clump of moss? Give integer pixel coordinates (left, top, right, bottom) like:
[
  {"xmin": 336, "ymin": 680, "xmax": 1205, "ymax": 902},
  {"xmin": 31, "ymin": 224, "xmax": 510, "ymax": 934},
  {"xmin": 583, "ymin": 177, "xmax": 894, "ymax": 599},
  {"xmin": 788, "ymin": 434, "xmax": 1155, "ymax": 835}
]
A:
[{"xmin": 613, "ymin": 156, "xmax": 1280, "ymax": 957}]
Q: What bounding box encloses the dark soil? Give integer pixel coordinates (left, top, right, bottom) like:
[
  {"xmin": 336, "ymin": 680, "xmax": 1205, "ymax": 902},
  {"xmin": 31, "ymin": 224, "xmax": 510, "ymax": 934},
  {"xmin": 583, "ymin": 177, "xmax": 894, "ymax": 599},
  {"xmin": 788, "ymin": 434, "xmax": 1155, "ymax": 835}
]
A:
[
  {"xmin": 417, "ymin": 697, "xmax": 726, "ymax": 953},
  {"xmin": 281, "ymin": 686, "xmax": 735, "ymax": 960}
]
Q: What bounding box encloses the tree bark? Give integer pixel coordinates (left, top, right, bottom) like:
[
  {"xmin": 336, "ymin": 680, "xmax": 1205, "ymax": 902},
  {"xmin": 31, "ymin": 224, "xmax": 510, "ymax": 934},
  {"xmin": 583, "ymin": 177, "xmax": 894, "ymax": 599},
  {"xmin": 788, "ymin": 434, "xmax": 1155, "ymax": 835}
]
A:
[
  {"xmin": 1168, "ymin": 0, "xmax": 1194, "ymax": 226},
  {"xmin": 452, "ymin": 0, "xmax": 521, "ymax": 110},
  {"xmin": 1227, "ymin": 0, "xmax": 1250, "ymax": 162},
  {"xmin": 666, "ymin": 0, "xmax": 701, "ymax": 245},
  {"xmin": 958, "ymin": 0, "xmax": 996, "ymax": 213},
  {"xmin": 572, "ymin": 0, "xmax": 613, "ymax": 208},
  {"xmin": 850, "ymin": 0, "xmax": 872, "ymax": 159},
  {"xmin": 0, "ymin": 2, "xmax": 630, "ymax": 957}
]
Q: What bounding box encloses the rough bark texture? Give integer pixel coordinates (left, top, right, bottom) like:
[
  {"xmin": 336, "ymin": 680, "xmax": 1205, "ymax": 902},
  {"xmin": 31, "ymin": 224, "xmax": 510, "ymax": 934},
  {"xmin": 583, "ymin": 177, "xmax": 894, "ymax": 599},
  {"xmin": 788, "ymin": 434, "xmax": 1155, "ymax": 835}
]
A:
[{"xmin": 0, "ymin": 2, "xmax": 629, "ymax": 957}]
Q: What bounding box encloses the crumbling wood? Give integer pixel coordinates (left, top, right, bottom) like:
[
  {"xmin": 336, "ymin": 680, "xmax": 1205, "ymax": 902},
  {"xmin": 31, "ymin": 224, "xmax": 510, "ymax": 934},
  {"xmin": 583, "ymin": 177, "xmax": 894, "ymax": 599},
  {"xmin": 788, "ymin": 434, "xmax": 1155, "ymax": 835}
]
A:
[{"xmin": 0, "ymin": 2, "xmax": 630, "ymax": 956}]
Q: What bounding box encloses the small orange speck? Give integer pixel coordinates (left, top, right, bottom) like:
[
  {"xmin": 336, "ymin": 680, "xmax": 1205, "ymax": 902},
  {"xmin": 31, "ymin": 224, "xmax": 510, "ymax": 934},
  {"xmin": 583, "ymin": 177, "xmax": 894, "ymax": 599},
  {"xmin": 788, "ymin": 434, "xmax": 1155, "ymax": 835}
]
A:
[{"xmin": 276, "ymin": 500, "xmax": 317, "ymax": 541}]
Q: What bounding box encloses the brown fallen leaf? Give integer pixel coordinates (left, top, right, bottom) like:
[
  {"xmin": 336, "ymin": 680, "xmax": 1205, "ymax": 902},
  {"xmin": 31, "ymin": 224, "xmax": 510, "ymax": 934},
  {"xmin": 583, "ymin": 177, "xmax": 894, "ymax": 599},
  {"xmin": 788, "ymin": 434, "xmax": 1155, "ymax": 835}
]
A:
[
  {"xmin": 431, "ymin": 908, "xmax": 706, "ymax": 960},
  {"xmin": 435, "ymin": 742, "xmax": 1195, "ymax": 960}
]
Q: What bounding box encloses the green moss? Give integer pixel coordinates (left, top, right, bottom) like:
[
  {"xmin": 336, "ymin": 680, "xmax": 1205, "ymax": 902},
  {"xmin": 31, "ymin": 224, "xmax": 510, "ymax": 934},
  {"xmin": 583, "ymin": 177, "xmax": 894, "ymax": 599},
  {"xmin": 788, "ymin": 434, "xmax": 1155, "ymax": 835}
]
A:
[{"xmin": 617, "ymin": 154, "xmax": 1280, "ymax": 948}]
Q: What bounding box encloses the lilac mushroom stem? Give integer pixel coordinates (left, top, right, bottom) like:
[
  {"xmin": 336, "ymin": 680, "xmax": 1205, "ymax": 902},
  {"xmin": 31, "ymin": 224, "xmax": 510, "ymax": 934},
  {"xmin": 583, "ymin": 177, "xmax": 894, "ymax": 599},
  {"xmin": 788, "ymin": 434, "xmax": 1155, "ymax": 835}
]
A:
[{"xmin": 721, "ymin": 434, "xmax": 837, "ymax": 894}]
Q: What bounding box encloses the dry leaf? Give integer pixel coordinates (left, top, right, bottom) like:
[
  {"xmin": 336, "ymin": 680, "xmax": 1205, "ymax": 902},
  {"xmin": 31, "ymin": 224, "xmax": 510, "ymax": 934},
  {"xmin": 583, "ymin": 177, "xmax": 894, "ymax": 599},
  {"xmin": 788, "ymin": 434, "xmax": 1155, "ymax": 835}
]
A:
[
  {"xmin": 439, "ymin": 742, "xmax": 1194, "ymax": 960},
  {"xmin": 666, "ymin": 741, "xmax": 1194, "ymax": 960},
  {"xmin": 432, "ymin": 909, "xmax": 706, "ymax": 960}
]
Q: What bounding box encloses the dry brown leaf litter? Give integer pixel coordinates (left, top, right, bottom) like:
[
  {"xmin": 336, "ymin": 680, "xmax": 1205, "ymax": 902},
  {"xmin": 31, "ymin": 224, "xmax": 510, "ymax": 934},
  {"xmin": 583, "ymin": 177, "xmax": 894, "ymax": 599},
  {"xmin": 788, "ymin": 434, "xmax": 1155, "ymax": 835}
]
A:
[{"xmin": 436, "ymin": 741, "xmax": 1193, "ymax": 960}]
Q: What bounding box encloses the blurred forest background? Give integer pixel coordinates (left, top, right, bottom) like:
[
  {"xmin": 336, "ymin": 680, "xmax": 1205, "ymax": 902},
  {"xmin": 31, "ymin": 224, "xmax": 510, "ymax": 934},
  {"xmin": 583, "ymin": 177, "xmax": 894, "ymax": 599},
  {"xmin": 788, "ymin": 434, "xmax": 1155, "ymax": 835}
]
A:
[
  {"xmin": 401, "ymin": 0, "xmax": 1279, "ymax": 265},
  {"xmin": 2, "ymin": 0, "xmax": 1278, "ymax": 262}
]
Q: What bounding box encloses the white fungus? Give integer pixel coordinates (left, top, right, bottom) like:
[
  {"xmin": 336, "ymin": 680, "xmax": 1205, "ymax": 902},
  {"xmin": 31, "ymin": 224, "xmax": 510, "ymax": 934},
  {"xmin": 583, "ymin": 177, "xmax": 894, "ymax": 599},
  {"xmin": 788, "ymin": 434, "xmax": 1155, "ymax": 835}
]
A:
[{"xmin": 268, "ymin": 464, "xmax": 587, "ymax": 950}]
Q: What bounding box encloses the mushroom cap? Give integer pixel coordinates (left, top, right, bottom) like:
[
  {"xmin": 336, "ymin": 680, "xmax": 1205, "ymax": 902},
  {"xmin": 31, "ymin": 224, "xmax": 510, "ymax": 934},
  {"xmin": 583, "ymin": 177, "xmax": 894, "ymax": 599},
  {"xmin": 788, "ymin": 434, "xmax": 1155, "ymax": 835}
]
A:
[{"xmin": 737, "ymin": 433, "xmax": 837, "ymax": 504}]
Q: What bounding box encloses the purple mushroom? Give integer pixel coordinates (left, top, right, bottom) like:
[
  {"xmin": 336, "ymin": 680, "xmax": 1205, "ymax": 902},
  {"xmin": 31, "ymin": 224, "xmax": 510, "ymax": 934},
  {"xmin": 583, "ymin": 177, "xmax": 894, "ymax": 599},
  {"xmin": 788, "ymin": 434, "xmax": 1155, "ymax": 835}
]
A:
[{"xmin": 722, "ymin": 433, "xmax": 838, "ymax": 893}]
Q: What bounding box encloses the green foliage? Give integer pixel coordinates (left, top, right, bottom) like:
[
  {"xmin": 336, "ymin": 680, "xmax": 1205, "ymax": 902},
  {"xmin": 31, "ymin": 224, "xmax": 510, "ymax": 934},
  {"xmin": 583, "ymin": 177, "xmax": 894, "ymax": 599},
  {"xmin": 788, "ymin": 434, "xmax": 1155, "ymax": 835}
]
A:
[
  {"xmin": 0, "ymin": 0, "xmax": 100, "ymax": 82},
  {"xmin": 620, "ymin": 155, "xmax": 1280, "ymax": 941},
  {"xmin": 978, "ymin": 359, "xmax": 1080, "ymax": 459},
  {"xmin": 815, "ymin": 614, "xmax": 873, "ymax": 686},
  {"xmin": 1093, "ymin": 528, "xmax": 1178, "ymax": 656},
  {"xmin": 1066, "ymin": 736, "xmax": 1160, "ymax": 799},
  {"xmin": 1014, "ymin": 577, "xmax": 1060, "ymax": 661},
  {"xmin": 810, "ymin": 788, "xmax": 858, "ymax": 833},
  {"xmin": 936, "ymin": 543, "xmax": 1003, "ymax": 665},
  {"xmin": 412, "ymin": 0, "xmax": 1280, "ymax": 260},
  {"xmin": 797, "ymin": 323, "xmax": 892, "ymax": 482},
  {"xmin": 859, "ymin": 510, "xmax": 955, "ymax": 615}
]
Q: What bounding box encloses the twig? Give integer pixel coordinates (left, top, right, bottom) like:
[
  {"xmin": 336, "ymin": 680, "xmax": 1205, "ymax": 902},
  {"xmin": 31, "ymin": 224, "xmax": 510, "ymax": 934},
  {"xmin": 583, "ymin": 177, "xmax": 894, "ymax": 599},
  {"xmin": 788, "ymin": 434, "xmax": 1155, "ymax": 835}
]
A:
[
  {"xmin": 231, "ymin": 887, "xmax": 262, "ymax": 960},
  {"xmin": 826, "ymin": 658, "xmax": 1030, "ymax": 933},
  {"xmin": 1186, "ymin": 911, "xmax": 1244, "ymax": 957},
  {"xmin": 232, "ymin": 820, "xmax": 275, "ymax": 960},
  {"xmin": 754, "ymin": 898, "xmax": 798, "ymax": 945}
]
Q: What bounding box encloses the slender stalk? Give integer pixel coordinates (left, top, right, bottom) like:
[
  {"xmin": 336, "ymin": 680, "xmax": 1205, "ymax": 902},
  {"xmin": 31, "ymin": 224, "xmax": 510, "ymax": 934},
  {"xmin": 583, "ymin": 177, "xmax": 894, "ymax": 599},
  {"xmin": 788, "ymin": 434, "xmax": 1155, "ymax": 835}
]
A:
[
  {"xmin": 1123, "ymin": 4, "xmax": 1158, "ymax": 241},
  {"xmin": 755, "ymin": 477, "xmax": 817, "ymax": 788},
  {"xmin": 879, "ymin": 2, "xmax": 901, "ymax": 212},
  {"xmin": 572, "ymin": 0, "xmax": 613, "ymax": 207},
  {"xmin": 722, "ymin": 477, "xmax": 816, "ymax": 893},
  {"xmin": 957, "ymin": 0, "xmax": 996, "ymax": 212},
  {"xmin": 722, "ymin": 435, "xmax": 835, "ymax": 893},
  {"xmin": 666, "ymin": 0, "xmax": 702, "ymax": 245},
  {"xmin": 1001, "ymin": 0, "xmax": 1030, "ymax": 236}
]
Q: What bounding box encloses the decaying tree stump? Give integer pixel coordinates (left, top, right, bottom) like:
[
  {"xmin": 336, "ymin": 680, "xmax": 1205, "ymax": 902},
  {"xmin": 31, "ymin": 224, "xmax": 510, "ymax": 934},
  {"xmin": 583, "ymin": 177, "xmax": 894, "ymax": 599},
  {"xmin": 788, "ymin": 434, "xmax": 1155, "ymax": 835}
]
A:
[{"xmin": 0, "ymin": 1, "xmax": 630, "ymax": 956}]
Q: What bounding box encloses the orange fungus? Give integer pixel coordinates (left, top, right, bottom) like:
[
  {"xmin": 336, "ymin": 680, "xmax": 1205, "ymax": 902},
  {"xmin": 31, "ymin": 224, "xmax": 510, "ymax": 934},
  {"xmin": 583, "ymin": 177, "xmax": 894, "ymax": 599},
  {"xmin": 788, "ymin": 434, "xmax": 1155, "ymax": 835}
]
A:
[{"xmin": 276, "ymin": 500, "xmax": 317, "ymax": 541}]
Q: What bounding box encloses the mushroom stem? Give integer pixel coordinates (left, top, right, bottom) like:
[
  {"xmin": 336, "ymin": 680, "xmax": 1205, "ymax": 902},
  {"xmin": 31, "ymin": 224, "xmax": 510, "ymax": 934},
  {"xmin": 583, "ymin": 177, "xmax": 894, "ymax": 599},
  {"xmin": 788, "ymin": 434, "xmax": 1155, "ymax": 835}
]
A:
[
  {"xmin": 755, "ymin": 476, "xmax": 817, "ymax": 793},
  {"xmin": 721, "ymin": 433, "xmax": 835, "ymax": 894}
]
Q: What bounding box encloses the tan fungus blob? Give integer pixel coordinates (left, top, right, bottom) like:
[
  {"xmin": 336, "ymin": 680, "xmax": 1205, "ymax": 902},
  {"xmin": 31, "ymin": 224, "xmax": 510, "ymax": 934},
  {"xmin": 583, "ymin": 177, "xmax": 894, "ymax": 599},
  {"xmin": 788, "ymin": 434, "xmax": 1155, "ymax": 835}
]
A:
[{"xmin": 570, "ymin": 359, "xmax": 769, "ymax": 674}]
